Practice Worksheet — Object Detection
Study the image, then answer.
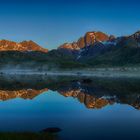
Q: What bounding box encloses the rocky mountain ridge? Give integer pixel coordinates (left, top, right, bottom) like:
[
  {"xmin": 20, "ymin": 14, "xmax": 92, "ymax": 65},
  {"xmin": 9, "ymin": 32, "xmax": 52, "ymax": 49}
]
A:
[
  {"xmin": 0, "ymin": 40, "xmax": 48, "ymax": 52},
  {"xmin": 57, "ymin": 30, "xmax": 140, "ymax": 63},
  {"xmin": 58, "ymin": 31, "xmax": 140, "ymax": 51},
  {"xmin": 59, "ymin": 31, "xmax": 110, "ymax": 50}
]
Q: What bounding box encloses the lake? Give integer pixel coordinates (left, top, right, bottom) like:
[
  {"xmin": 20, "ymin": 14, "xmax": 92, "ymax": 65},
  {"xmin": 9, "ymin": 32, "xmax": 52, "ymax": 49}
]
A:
[{"xmin": 0, "ymin": 74, "xmax": 140, "ymax": 140}]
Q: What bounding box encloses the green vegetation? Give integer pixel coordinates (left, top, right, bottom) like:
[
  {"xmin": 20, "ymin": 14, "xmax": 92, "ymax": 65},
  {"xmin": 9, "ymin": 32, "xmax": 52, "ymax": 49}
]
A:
[
  {"xmin": 0, "ymin": 132, "xmax": 56, "ymax": 140},
  {"xmin": 0, "ymin": 43, "xmax": 140, "ymax": 70},
  {"xmin": 85, "ymin": 46, "xmax": 140, "ymax": 67},
  {"xmin": 0, "ymin": 51, "xmax": 86, "ymax": 70}
]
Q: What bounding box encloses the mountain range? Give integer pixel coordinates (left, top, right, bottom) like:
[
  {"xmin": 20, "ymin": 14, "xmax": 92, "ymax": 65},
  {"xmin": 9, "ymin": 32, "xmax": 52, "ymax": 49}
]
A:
[
  {"xmin": 57, "ymin": 31, "xmax": 140, "ymax": 66},
  {"xmin": 0, "ymin": 30, "xmax": 140, "ymax": 69}
]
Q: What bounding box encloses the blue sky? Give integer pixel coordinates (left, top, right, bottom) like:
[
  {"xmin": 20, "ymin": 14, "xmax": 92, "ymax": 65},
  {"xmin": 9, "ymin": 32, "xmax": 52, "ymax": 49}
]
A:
[{"xmin": 0, "ymin": 0, "xmax": 140, "ymax": 49}]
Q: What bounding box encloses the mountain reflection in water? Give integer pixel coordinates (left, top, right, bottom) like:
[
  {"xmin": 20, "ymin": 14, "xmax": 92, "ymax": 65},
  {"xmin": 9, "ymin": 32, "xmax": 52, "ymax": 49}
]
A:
[{"xmin": 0, "ymin": 74, "xmax": 140, "ymax": 110}]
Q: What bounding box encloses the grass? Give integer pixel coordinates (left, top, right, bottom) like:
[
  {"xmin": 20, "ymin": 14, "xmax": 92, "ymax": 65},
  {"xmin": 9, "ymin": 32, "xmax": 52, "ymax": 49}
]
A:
[{"xmin": 0, "ymin": 132, "xmax": 56, "ymax": 140}]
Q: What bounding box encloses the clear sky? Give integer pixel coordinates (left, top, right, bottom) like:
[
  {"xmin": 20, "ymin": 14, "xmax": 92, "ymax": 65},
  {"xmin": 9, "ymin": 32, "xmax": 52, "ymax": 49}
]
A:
[{"xmin": 0, "ymin": 0, "xmax": 140, "ymax": 49}]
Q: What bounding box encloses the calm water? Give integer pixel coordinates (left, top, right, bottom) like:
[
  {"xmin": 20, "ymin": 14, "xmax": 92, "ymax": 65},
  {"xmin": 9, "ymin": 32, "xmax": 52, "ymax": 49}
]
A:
[{"xmin": 0, "ymin": 75, "xmax": 140, "ymax": 140}]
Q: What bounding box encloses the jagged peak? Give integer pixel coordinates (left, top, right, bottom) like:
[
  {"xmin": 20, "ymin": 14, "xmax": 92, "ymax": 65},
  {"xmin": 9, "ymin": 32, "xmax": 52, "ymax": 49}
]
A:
[
  {"xmin": 85, "ymin": 31, "xmax": 108, "ymax": 36},
  {"xmin": 20, "ymin": 40, "xmax": 37, "ymax": 44},
  {"xmin": 58, "ymin": 31, "xmax": 109, "ymax": 50}
]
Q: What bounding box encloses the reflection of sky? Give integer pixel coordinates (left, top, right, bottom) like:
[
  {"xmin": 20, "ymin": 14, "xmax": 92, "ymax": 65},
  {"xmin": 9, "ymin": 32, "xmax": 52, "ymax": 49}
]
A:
[
  {"xmin": 0, "ymin": 0, "xmax": 140, "ymax": 49},
  {"xmin": 0, "ymin": 90, "xmax": 140, "ymax": 139}
]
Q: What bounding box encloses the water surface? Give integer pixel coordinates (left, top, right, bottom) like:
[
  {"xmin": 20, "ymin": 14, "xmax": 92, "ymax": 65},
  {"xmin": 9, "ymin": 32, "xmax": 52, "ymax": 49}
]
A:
[{"xmin": 0, "ymin": 75, "xmax": 140, "ymax": 140}]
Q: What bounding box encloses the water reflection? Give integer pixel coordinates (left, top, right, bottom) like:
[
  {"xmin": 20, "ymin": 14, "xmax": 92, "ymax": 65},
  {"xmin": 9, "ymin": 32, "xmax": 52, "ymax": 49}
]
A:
[{"xmin": 0, "ymin": 74, "xmax": 140, "ymax": 110}]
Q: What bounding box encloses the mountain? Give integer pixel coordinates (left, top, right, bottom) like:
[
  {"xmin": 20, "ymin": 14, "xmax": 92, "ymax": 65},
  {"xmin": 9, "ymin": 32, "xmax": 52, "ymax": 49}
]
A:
[
  {"xmin": 58, "ymin": 31, "xmax": 140, "ymax": 52},
  {"xmin": 0, "ymin": 30, "xmax": 140, "ymax": 69},
  {"xmin": 0, "ymin": 40, "xmax": 48, "ymax": 52},
  {"xmin": 57, "ymin": 30, "xmax": 140, "ymax": 67},
  {"xmin": 83, "ymin": 32, "xmax": 140, "ymax": 66},
  {"xmin": 58, "ymin": 31, "xmax": 109, "ymax": 50},
  {"xmin": 58, "ymin": 31, "xmax": 116, "ymax": 60}
]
